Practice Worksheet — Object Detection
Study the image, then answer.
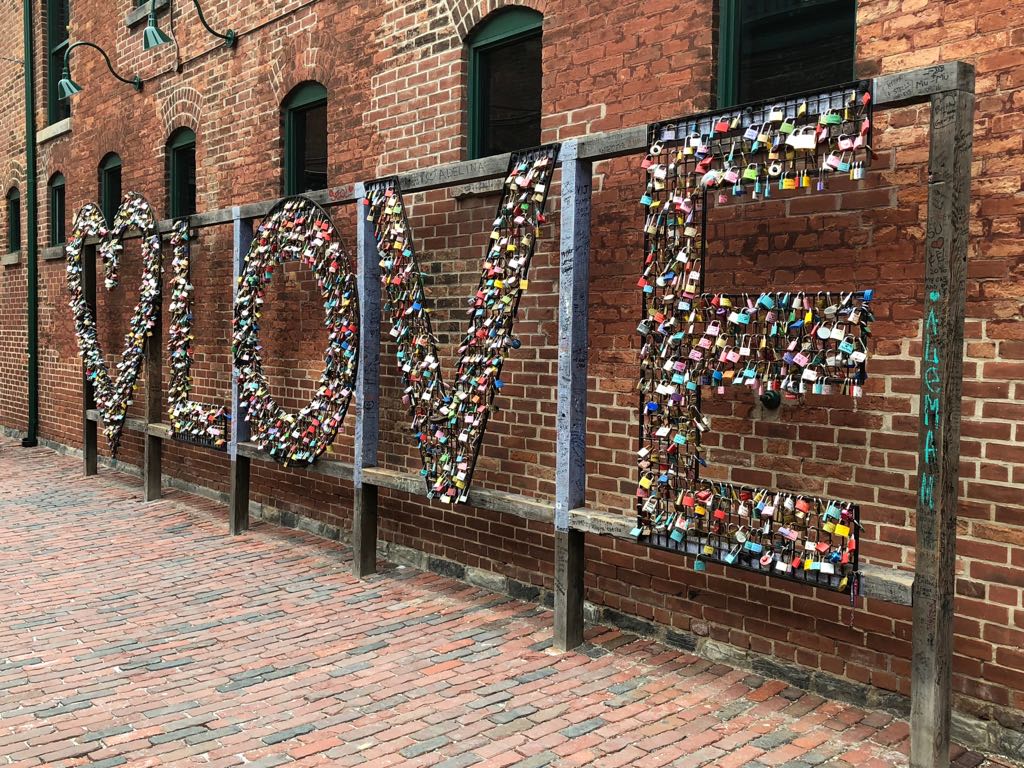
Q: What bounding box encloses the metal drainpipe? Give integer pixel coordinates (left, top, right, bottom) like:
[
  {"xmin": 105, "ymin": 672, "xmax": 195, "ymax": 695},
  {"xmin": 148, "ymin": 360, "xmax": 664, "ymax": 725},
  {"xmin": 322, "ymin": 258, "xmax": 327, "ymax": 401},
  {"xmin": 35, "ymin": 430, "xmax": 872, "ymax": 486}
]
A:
[{"xmin": 21, "ymin": 0, "xmax": 38, "ymax": 448}]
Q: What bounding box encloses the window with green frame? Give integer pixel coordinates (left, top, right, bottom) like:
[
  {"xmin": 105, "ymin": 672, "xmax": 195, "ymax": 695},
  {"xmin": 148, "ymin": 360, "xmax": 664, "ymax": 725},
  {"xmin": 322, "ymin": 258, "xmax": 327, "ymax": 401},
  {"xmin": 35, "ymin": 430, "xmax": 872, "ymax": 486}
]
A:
[
  {"xmin": 49, "ymin": 173, "xmax": 66, "ymax": 246},
  {"xmin": 718, "ymin": 0, "xmax": 856, "ymax": 107},
  {"xmin": 167, "ymin": 128, "xmax": 197, "ymax": 218},
  {"xmin": 99, "ymin": 153, "xmax": 122, "ymax": 224},
  {"xmin": 47, "ymin": 0, "xmax": 71, "ymax": 124},
  {"xmin": 6, "ymin": 187, "xmax": 21, "ymax": 253},
  {"xmin": 467, "ymin": 8, "xmax": 543, "ymax": 160},
  {"xmin": 282, "ymin": 82, "xmax": 328, "ymax": 195}
]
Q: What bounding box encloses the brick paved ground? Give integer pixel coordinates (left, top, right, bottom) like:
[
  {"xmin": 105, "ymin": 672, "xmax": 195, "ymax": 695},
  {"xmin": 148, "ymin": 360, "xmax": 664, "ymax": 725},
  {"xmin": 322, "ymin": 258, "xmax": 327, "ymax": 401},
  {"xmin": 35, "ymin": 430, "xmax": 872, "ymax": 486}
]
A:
[{"xmin": 0, "ymin": 437, "xmax": 1018, "ymax": 768}]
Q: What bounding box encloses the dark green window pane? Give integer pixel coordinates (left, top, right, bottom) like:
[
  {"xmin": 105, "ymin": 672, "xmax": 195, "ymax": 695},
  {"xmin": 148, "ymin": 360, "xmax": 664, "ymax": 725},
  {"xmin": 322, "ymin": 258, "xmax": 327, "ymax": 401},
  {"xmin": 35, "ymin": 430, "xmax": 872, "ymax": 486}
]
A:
[
  {"xmin": 476, "ymin": 33, "xmax": 542, "ymax": 157},
  {"xmin": 736, "ymin": 0, "xmax": 855, "ymax": 103},
  {"xmin": 293, "ymin": 102, "xmax": 328, "ymax": 194},
  {"xmin": 6, "ymin": 189, "xmax": 20, "ymax": 252},
  {"xmin": 47, "ymin": 0, "xmax": 71, "ymax": 123},
  {"xmin": 169, "ymin": 130, "xmax": 197, "ymax": 217},
  {"xmin": 100, "ymin": 156, "xmax": 122, "ymax": 224},
  {"xmin": 50, "ymin": 176, "xmax": 65, "ymax": 246}
]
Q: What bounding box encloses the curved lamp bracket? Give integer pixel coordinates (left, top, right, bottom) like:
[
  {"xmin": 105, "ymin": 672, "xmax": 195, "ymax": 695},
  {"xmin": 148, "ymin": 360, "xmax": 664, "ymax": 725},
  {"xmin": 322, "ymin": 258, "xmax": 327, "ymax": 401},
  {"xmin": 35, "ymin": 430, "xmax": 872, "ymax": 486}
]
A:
[
  {"xmin": 146, "ymin": 0, "xmax": 237, "ymax": 50},
  {"xmin": 59, "ymin": 41, "xmax": 142, "ymax": 99}
]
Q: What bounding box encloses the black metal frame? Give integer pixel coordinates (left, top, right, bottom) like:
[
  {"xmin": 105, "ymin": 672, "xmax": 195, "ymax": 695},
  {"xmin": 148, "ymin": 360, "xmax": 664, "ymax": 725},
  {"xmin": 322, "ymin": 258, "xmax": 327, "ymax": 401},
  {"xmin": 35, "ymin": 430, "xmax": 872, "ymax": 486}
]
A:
[{"xmin": 636, "ymin": 80, "xmax": 875, "ymax": 594}]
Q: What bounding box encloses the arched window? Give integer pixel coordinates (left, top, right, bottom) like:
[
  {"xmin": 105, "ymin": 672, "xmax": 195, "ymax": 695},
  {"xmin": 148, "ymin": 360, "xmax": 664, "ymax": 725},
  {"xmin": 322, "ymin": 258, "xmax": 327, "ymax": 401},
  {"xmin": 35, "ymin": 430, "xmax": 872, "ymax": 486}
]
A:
[
  {"xmin": 467, "ymin": 8, "xmax": 543, "ymax": 159},
  {"xmin": 6, "ymin": 187, "xmax": 21, "ymax": 253},
  {"xmin": 48, "ymin": 173, "xmax": 66, "ymax": 246},
  {"xmin": 99, "ymin": 153, "xmax": 122, "ymax": 223},
  {"xmin": 282, "ymin": 82, "xmax": 328, "ymax": 195},
  {"xmin": 167, "ymin": 128, "xmax": 197, "ymax": 217}
]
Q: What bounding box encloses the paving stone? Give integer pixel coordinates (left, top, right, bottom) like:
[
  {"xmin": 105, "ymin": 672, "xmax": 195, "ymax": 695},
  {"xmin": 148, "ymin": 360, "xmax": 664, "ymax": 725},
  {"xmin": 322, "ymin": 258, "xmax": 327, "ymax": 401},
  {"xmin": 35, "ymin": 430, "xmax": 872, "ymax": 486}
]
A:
[
  {"xmin": 560, "ymin": 717, "xmax": 606, "ymax": 738},
  {"xmin": 489, "ymin": 705, "xmax": 539, "ymax": 724},
  {"xmin": 80, "ymin": 724, "xmax": 134, "ymax": 742},
  {"xmin": 149, "ymin": 725, "xmax": 209, "ymax": 745},
  {"xmin": 263, "ymin": 723, "xmax": 316, "ymax": 745},
  {"xmin": 399, "ymin": 735, "xmax": 451, "ymax": 758},
  {"xmin": 511, "ymin": 752, "xmax": 559, "ymax": 768}
]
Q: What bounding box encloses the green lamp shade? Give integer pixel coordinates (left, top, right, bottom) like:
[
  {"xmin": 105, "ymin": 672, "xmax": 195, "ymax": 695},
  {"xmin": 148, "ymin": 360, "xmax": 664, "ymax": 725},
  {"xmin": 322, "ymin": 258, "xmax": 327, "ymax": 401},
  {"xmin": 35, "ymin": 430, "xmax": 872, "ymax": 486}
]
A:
[
  {"xmin": 143, "ymin": 16, "xmax": 173, "ymax": 50},
  {"xmin": 57, "ymin": 74, "xmax": 82, "ymax": 100}
]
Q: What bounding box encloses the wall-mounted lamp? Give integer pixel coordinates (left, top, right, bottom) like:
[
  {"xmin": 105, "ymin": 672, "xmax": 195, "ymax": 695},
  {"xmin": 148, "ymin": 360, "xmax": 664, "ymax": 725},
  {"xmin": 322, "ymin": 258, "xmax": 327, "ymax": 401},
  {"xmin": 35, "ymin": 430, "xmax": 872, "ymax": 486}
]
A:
[
  {"xmin": 57, "ymin": 41, "xmax": 142, "ymax": 99},
  {"xmin": 144, "ymin": 0, "xmax": 237, "ymax": 50}
]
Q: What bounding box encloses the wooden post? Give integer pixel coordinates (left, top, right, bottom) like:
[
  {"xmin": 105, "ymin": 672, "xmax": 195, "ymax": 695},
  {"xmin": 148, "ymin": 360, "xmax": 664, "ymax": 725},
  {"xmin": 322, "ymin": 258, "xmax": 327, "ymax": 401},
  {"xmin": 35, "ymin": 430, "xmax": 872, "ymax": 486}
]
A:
[
  {"xmin": 352, "ymin": 182, "xmax": 382, "ymax": 578},
  {"xmin": 553, "ymin": 141, "xmax": 591, "ymax": 651},
  {"xmin": 229, "ymin": 210, "xmax": 253, "ymax": 534},
  {"xmin": 82, "ymin": 243, "xmax": 98, "ymax": 476},
  {"xmin": 142, "ymin": 254, "xmax": 163, "ymax": 501},
  {"xmin": 910, "ymin": 68, "xmax": 974, "ymax": 768}
]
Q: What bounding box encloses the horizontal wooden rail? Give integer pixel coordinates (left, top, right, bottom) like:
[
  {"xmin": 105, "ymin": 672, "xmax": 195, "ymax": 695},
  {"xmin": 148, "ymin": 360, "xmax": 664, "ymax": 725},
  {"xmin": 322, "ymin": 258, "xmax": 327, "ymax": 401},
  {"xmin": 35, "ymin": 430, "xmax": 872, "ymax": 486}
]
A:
[
  {"xmin": 70, "ymin": 62, "xmax": 967, "ymax": 244},
  {"xmin": 362, "ymin": 468, "xmax": 554, "ymax": 525},
  {"xmin": 567, "ymin": 506, "xmax": 913, "ymax": 606},
  {"xmin": 84, "ymin": 403, "xmax": 914, "ymax": 605}
]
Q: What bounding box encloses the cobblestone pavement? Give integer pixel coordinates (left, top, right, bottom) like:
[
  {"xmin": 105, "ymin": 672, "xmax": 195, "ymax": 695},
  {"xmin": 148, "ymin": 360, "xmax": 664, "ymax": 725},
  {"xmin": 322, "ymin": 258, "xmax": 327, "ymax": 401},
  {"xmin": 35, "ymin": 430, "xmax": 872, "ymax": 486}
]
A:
[{"xmin": 0, "ymin": 437, "xmax": 1019, "ymax": 768}]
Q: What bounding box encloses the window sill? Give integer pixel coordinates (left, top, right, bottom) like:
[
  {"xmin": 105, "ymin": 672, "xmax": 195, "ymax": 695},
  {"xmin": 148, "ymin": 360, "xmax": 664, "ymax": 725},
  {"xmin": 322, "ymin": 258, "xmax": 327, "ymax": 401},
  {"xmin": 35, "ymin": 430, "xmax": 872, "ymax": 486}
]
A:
[
  {"xmin": 43, "ymin": 244, "xmax": 66, "ymax": 261},
  {"xmin": 1, "ymin": 251, "xmax": 20, "ymax": 266},
  {"xmin": 37, "ymin": 118, "xmax": 71, "ymax": 145},
  {"xmin": 126, "ymin": 0, "xmax": 168, "ymax": 27}
]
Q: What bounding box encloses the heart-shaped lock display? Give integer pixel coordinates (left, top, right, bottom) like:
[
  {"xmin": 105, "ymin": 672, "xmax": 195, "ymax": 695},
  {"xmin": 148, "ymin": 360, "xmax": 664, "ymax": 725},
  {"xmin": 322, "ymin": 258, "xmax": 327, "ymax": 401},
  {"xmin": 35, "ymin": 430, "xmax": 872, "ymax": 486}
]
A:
[
  {"xmin": 232, "ymin": 196, "xmax": 359, "ymax": 467},
  {"xmin": 66, "ymin": 193, "xmax": 163, "ymax": 456}
]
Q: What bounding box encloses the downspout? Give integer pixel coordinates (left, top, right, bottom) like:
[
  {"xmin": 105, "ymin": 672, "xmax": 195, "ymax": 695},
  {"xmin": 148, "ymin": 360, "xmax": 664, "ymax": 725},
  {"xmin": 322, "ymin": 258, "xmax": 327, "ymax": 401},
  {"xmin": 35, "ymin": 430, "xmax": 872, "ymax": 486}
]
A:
[{"xmin": 21, "ymin": 0, "xmax": 38, "ymax": 448}]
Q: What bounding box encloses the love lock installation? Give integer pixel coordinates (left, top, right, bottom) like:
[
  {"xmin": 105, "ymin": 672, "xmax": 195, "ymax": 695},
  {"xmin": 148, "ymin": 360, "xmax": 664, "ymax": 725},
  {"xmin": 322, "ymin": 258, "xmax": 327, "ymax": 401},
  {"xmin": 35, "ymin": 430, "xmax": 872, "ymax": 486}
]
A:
[
  {"xmin": 635, "ymin": 83, "xmax": 875, "ymax": 593},
  {"xmin": 66, "ymin": 192, "xmax": 163, "ymax": 456},
  {"xmin": 364, "ymin": 145, "xmax": 559, "ymax": 503},
  {"xmin": 167, "ymin": 219, "xmax": 230, "ymax": 450},
  {"xmin": 232, "ymin": 197, "xmax": 359, "ymax": 466}
]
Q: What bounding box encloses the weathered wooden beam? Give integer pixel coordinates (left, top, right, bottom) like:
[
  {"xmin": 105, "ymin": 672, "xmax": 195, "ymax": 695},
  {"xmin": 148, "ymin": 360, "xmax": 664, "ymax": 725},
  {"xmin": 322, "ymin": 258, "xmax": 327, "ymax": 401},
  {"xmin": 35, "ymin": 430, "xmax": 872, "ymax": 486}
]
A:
[
  {"xmin": 553, "ymin": 141, "xmax": 592, "ymax": 652},
  {"xmin": 143, "ymin": 132, "xmax": 645, "ymax": 238},
  {"xmin": 569, "ymin": 507, "xmax": 636, "ymax": 538},
  {"xmin": 82, "ymin": 244, "xmax": 98, "ymax": 477},
  {"xmin": 142, "ymin": 276, "xmax": 163, "ymax": 501},
  {"xmin": 234, "ymin": 441, "xmax": 354, "ymax": 479},
  {"xmin": 361, "ymin": 467, "xmax": 423, "ymax": 496},
  {"xmin": 910, "ymin": 75, "xmax": 974, "ymax": 768},
  {"xmin": 122, "ymin": 64, "xmax": 979, "ymax": 243},
  {"xmin": 228, "ymin": 211, "xmax": 254, "ymax": 535},
  {"xmin": 352, "ymin": 183, "xmax": 382, "ymax": 578},
  {"xmin": 147, "ymin": 422, "xmax": 172, "ymax": 439},
  {"xmin": 85, "ymin": 410, "xmax": 146, "ymax": 432},
  {"xmin": 874, "ymin": 62, "xmax": 975, "ymax": 107},
  {"xmin": 576, "ymin": 126, "xmax": 647, "ymax": 162},
  {"xmin": 862, "ymin": 565, "xmax": 914, "ymax": 607},
  {"xmin": 360, "ymin": 467, "xmax": 554, "ymax": 524},
  {"xmin": 568, "ymin": 506, "xmax": 914, "ymax": 606},
  {"xmin": 554, "ymin": 529, "xmax": 585, "ymax": 650}
]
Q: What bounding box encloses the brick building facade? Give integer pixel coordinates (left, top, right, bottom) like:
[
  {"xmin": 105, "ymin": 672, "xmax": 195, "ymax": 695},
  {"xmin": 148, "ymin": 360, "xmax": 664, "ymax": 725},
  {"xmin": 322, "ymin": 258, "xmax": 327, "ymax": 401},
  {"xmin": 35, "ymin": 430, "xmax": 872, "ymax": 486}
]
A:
[{"xmin": 0, "ymin": 0, "xmax": 1022, "ymax": 757}]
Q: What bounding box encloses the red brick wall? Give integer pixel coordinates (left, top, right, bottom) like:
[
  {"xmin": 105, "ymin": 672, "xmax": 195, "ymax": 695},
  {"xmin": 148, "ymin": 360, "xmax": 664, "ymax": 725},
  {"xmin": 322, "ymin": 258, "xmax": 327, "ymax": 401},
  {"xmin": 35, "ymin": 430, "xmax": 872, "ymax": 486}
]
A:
[{"xmin": 0, "ymin": 0, "xmax": 1022, "ymax": 737}]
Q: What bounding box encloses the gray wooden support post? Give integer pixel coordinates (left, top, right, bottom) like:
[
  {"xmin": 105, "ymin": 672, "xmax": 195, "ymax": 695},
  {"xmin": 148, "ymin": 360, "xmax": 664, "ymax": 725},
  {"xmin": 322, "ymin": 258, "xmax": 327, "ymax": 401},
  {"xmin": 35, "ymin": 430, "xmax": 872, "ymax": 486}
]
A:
[
  {"xmin": 910, "ymin": 67, "xmax": 975, "ymax": 768},
  {"xmin": 553, "ymin": 141, "xmax": 591, "ymax": 651},
  {"xmin": 142, "ymin": 253, "xmax": 163, "ymax": 501},
  {"xmin": 352, "ymin": 183, "xmax": 382, "ymax": 578},
  {"xmin": 229, "ymin": 209, "xmax": 254, "ymax": 534},
  {"xmin": 82, "ymin": 243, "xmax": 98, "ymax": 476}
]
